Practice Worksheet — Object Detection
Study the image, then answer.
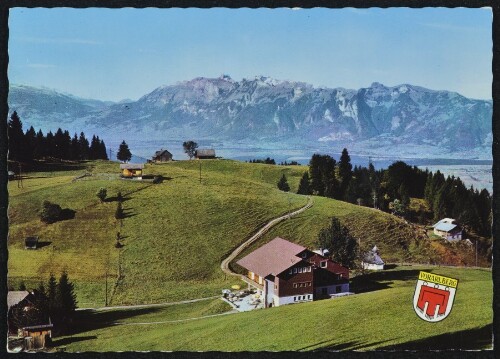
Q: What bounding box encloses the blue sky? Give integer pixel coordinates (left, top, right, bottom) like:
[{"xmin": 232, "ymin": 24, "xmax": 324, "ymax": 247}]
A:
[{"xmin": 8, "ymin": 7, "xmax": 492, "ymax": 101}]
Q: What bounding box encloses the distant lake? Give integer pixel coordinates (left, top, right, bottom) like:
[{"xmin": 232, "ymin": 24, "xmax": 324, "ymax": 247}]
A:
[{"xmin": 108, "ymin": 139, "xmax": 493, "ymax": 193}]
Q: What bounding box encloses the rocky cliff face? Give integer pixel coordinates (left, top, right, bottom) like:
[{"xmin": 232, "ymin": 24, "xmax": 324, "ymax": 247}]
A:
[{"xmin": 8, "ymin": 76, "xmax": 492, "ymax": 153}]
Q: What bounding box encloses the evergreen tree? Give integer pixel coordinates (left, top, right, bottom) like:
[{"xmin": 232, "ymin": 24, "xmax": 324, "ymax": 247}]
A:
[
  {"xmin": 99, "ymin": 139, "xmax": 109, "ymax": 160},
  {"xmin": 54, "ymin": 128, "xmax": 66, "ymax": 159},
  {"xmin": 46, "ymin": 131, "xmax": 55, "ymax": 157},
  {"xmin": 70, "ymin": 133, "xmax": 80, "ymax": 160},
  {"xmin": 317, "ymin": 217, "xmax": 358, "ymax": 268},
  {"xmin": 277, "ymin": 174, "xmax": 290, "ymax": 192},
  {"xmin": 89, "ymin": 135, "xmax": 99, "ymax": 159},
  {"xmin": 25, "ymin": 126, "xmax": 37, "ymax": 160},
  {"xmin": 47, "ymin": 273, "xmax": 58, "ymax": 316},
  {"xmin": 34, "ymin": 129, "xmax": 46, "ymax": 159},
  {"xmin": 117, "ymin": 140, "xmax": 132, "ymax": 162},
  {"xmin": 309, "ymin": 154, "xmax": 324, "ymax": 195},
  {"xmin": 297, "ymin": 172, "xmax": 311, "ymax": 195},
  {"xmin": 78, "ymin": 132, "xmax": 90, "ymax": 160},
  {"xmin": 7, "ymin": 111, "xmax": 26, "ymax": 161},
  {"xmin": 62, "ymin": 130, "xmax": 72, "ymax": 159},
  {"xmin": 35, "ymin": 281, "xmax": 49, "ymax": 315},
  {"xmin": 56, "ymin": 271, "xmax": 77, "ymax": 318},
  {"xmin": 322, "ymin": 155, "xmax": 338, "ymax": 198},
  {"xmin": 338, "ymin": 148, "xmax": 353, "ymax": 199}
]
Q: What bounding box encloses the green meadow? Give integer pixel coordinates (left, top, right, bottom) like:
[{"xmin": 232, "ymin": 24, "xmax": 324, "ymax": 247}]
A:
[
  {"xmin": 8, "ymin": 159, "xmax": 483, "ymax": 307},
  {"xmin": 54, "ymin": 265, "xmax": 492, "ymax": 351},
  {"xmin": 7, "ymin": 159, "xmax": 492, "ymax": 351},
  {"xmin": 8, "ymin": 159, "xmax": 307, "ymax": 306}
]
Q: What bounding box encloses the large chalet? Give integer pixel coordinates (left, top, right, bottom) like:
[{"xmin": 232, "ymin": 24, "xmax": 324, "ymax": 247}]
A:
[{"xmin": 236, "ymin": 237, "xmax": 350, "ymax": 307}]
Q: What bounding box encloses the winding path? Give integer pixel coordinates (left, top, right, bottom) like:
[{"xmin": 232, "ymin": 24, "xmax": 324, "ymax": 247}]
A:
[{"xmin": 221, "ymin": 196, "xmax": 313, "ymax": 277}]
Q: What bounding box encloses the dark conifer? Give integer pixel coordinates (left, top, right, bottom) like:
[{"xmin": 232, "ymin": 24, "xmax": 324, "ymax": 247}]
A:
[
  {"xmin": 297, "ymin": 172, "xmax": 311, "ymax": 195},
  {"xmin": 117, "ymin": 140, "xmax": 132, "ymax": 162},
  {"xmin": 338, "ymin": 148, "xmax": 353, "ymax": 199},
  {"xmin": 277, "ymin": 174, "xmax": 290, "ymax": 192},
  {"xmin": 7, "ymin": 111, "xmax": 26, "ymax": 161}
]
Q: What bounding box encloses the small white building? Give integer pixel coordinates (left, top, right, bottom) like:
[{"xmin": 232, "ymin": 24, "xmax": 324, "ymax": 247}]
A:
[
  {"xmin": 361, "ymin": 245, "xmax": 385, "ymax": 270},
  {"xmin": 433, "ymin": 218, "xmax": 463, "ymax": 242}
]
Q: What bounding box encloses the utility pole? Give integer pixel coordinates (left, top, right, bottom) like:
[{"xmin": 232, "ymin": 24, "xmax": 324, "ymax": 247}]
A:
[
  {"xmin": 475, "ymin": 240, "xmax": 478, "ymax": 267},
  {"xmin": 105, "ymin": 253, "xmax": 109, "ymax": 306},
  {"xmin": 17, "ymin": 162, "xmax": 23, "ymax": 188},
  {"xmin": 109, "ymin": 149, "xmax": 113, "ymax": 161},
  {"xmin": 105, "ymin": 267, "xmax": 108, "ymax": 306}
]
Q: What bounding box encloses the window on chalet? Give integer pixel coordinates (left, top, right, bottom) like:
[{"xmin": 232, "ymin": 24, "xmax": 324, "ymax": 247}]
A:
[
  {"xmin": 308, "ymin": 266, "xmax": 312, "ymax": 272},
  {"xmin": 298, "ymin": 267, "xmax": 303, "ymax": 273},
  {"xmin": 294, "ymin": 296, "xmax": 297, "ymax": 301},
  {"xmin": 301, "ymin": 252, "xmax": 307, "ymax": 259},
  {"xmin": 320, "ymin": 261, "xmax": 327, "ymax": 268},
  {"xmin": 308, "ymin": 282, "xmax": 312, "ymax": 286},
  {"xmin": 289, "ymin": 269, "xmax": 292, "ymax": 274},
  {"xmin": 293, "ymin": 283, "xmax": 298, "ymax": 288},
  {"xmin": 293, "ymin": 268, "xmax": 297, "ymax": 274}
]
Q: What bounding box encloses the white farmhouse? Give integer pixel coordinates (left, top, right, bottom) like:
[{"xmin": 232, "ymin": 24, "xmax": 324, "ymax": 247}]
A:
[
  {"xmin": 361, "ymin": 246, "xmax": 385, "ymax": 270},
  {"xmin": 433, "ymin": 218, "xmax": 463, "ymax": 242}
]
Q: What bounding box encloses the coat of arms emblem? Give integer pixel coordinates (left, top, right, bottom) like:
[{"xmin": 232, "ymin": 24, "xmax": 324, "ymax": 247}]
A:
[{"xmin": 413, "ymin": 271, "xmax": 458, "ymax": 322}]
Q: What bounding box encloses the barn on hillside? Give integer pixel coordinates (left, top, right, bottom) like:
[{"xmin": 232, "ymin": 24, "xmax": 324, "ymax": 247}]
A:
[
  {"xmin": 195, "ymin": 149, "xmax": 216, "ymax": 159},
  {"xmin": 152, "ymin": 149, "xmax": 173, "ymax": 162}
]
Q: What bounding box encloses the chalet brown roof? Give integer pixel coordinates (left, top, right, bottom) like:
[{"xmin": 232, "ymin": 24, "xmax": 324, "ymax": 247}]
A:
[
  {"xmin": 7, "ymin": 291, "xmax": 30, "ymax": 310},
  {"xmin": 195, "ymin": 149, "xmax": 216, "ymax": 157},
  {"xmin": 236, "ymin": 237, "xmax": 306, "ymax": 278},
  {"xmin": 154, "ymin": 149, "xmax": 172, "ymax": 157}
]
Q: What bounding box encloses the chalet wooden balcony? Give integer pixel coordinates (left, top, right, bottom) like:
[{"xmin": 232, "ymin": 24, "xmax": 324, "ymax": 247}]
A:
[{"xmin": 240, "ymin": 275, "xmax": 263, "ymax": 291}]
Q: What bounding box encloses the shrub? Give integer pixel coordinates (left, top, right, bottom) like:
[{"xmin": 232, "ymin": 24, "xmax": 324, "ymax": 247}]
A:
[
  {"xmin": 97, "ymin": 188, "xmax": 107, "ymax": 202},
  {"xmin": 40, "ymin": 201, "xmax": 62, "ymax": 224},
  {"xmin": 153, "ymin": 175, "xmax": 163, "ymax": 184}
]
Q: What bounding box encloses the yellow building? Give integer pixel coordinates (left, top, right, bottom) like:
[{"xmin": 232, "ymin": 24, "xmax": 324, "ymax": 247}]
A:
[{"xmin": 120, "ymin": 163, "xmax": 144, "ymax": 179}]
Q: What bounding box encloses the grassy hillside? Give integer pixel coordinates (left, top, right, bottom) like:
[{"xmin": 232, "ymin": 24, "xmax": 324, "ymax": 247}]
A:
[
  {"xmin": 232, "ymin": 196, "xmax": 434, "ymax": 274},
  {"xmin": 8, "ymin": 160, "xmax": 306, "ymax": 306},
  {"xmin": 8, "ymin": 159, "xmax": 482, "ymax": 308},
  {"xmin": 54, "ymin": 266, "xmax": 492, "ymax": 351}
]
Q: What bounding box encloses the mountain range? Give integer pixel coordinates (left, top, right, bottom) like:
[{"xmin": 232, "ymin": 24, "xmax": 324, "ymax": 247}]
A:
[{"xmin": 8, "ymin": 76, "xmax": 492, "ymax": 159}]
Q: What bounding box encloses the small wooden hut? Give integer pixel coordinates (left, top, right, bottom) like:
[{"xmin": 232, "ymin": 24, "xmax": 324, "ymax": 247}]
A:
[
  {"xmin": 120, "ymin": 163, "xmax": 144, "ymax": 179},
  {"xmin": 21, "ymin": 324, "xmax": 53, "ymax": 350},
  {"xmin": 25, "ymin": 236, "xmax": 39, "ymax": 250}
]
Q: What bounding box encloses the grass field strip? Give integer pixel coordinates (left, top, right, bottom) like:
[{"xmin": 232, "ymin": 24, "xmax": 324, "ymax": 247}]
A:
[
  {"xmin": 109, "ymin": 309, "xmax": 238, "ymax": 326},
  {"xmin": 77, "ymin": 295, "xmax": 220, "ymax": 311}
]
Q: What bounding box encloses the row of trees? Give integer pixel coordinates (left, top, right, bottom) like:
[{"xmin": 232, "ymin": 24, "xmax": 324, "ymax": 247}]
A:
[
  {"xmin": 294, "ymin": 149, "xmax": 491, "ymax": 236},
  {"xmin": 297, "ymin": 149, "xmax": 353, "ymax": 199},
  {"xmin": 424, "ymin": 171, "xmax": 491, "ymax": 236},
  {"xmin": 8, "ymin": 111, "xmax": 108, "ymax": 162}
]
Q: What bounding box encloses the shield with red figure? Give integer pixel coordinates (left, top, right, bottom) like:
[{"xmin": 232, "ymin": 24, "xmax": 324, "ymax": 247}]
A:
[{"xmin": 413, "ymin": 271, "xmax": 458, "ymax": 322}]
